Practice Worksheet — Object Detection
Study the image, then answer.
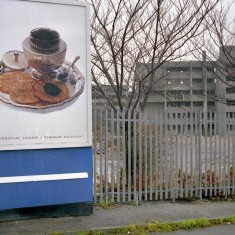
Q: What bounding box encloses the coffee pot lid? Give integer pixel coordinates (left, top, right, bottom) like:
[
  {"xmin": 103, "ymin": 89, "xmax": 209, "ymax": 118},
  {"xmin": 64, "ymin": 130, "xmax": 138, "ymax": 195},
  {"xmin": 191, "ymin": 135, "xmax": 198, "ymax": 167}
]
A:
[{"xmin": 2, "ymin": 50, "xmax": 28, "ymax": 70}]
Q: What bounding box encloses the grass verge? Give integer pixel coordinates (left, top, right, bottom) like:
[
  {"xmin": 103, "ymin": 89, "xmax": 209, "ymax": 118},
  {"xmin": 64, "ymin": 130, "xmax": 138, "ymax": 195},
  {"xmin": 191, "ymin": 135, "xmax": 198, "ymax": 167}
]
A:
[{"xmin": 74, "ymin": 216, "xmax": 235, "ymax": 235}]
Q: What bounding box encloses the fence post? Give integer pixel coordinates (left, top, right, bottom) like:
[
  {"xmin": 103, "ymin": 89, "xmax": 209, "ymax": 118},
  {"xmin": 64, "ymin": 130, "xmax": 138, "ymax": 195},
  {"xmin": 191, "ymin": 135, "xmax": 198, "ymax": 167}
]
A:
[
  {"xmin": 198, "ymin": 112, "xmax": 202, "ymax": 199},
  {"xmin": 122, "ymin": 108, "xmax": 126, "ymax": 202},
  {"xmin": 133, "ymin": 110, "xmax": 137, "ymax": 202},
  {"xmin": 180, "ymin": 112, "xmax": 183, "ymax": 198},
  {"xmin": 144, "ymin": 111, "xmax": 148, "ymax": 200},
  {"xmin": 232, "ymin": 112, "xmax": 235, "ymax": 194},
  {"xmin": 111, "ymin": 108, "xmax": 115, "ymax": 202},
  {"xmin": 169, "ymin": 112, "xmax": 175, "ymax": 201},
  {"xmin": 117, "ymin": 109, "xmax": 120, "ymax": 203},
  {"xmin": 159, "ymin": 112, "xmax": 163, "ymax": 200},
  {"xmin": 139, "ymin": 111, "xmax": 143, "ymax": 201},
  {"xmin": 165, "ymin": 112, "xmax": 169, "ymax": 199},
  {"xmin": 155, "ymin": 111, "xmax": 159, "ymax": 200},
  {"xmin": 99, "ymin": 109, "xmax": 104, "ymax": 203},
  {"xmin": 149, "ymin": 111, "xmax": 153, "ymax": 200},
  {"xmin": 93, "ymin": 108, "xmax": 97, "ymax": 203},
  {"xmin": 105, "ymin": 108, "xmax": 108, "ymax": 204},
  {"xmin": 213, "ymin": 112, "xmax": 217, "ymax": 196}
]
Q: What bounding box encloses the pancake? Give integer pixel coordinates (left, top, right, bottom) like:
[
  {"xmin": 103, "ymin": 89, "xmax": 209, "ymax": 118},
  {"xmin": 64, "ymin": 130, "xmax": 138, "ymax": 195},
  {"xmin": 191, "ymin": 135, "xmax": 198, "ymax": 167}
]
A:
[
  {"xmin": 0, "ymin": 71, "xmax": 20, "ymax": 94},
  {"xmin": 33, "ymin": 100, "xmax": 56, "ymax": 108},
  {"xmin": 33, "ymin": 80, "xmax": 69, "ymax": 103},
  {"xmin": 10, "ymin": 79, "xmax": 40, "ymax": 104},
  {"xmin": 0, "ymin": 71, "xmax": 33, "ymax": 94},
  {"xmin": 0, "ymin": 71, "xmax": 69, "ymax": 106}
]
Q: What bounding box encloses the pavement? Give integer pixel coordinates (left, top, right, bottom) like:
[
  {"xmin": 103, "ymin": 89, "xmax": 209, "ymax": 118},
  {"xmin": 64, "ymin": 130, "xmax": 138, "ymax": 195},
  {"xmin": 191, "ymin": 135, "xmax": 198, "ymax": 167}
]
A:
[{"xmin": 0, "ymin": 200, "xmax": 235, "ymax": 234}]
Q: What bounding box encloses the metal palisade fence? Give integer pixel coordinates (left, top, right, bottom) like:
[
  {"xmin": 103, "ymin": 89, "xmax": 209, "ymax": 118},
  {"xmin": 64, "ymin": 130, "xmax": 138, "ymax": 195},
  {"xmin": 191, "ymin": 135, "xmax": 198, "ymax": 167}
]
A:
[{"xmin": 92, "ymin": 108, "xmax": 235, "ymax": 204}]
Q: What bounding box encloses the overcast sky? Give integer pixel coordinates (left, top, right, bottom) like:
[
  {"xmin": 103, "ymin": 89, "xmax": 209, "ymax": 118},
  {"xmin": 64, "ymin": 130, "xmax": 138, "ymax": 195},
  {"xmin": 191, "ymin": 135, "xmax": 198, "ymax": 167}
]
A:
[{"xmin": 226, "ymin": 1, "xmax": 235, "ymax": 22}]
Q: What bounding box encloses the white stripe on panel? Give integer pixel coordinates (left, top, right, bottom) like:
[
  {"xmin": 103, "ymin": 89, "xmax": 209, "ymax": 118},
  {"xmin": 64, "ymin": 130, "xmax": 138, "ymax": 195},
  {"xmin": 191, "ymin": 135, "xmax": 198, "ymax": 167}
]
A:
[{"xmin": 0, "ymin": 172, "xmax": 88, "ymax": 184}]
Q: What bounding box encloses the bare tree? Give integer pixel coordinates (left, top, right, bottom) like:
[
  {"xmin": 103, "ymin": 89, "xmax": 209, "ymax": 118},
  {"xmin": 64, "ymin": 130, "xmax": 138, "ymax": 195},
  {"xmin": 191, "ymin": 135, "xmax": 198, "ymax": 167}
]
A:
[
  {"xmin": 90, "ymin": 0, "xmax": 220, "ymax": 113},
  {"xmin": 191, "ymin": 0, "xmax": 235, "ymax": 106}
]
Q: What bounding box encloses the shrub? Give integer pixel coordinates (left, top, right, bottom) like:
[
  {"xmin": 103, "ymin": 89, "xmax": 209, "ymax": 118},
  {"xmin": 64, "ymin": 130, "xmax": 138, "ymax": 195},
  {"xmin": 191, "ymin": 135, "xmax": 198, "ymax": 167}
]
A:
[
  {"xmin": 196, "ymin": 217, "xmax": 211, "ymax": 227},
  {"xmin": 181, "ymin": 219, "xmax": 197, "ymax": 230}
]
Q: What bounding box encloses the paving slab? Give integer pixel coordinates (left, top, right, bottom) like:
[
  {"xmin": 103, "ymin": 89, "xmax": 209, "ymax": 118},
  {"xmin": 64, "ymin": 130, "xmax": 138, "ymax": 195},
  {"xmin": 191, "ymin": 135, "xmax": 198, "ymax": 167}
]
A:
[{"xmin": 0, "ymin": 200, "xmax": 234, "ymax": 235}]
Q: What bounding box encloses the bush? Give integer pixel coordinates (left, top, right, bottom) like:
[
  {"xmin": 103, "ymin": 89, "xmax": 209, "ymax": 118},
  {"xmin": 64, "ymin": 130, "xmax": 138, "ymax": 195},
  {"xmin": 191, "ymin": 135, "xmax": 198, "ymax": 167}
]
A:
[
  {"xmin": 196, "ymin": 217, "xmax": 211, "ymax": 227},
  {"xmin": 181, "ymin": 219, "xmax": 197, "ymax": 230}
]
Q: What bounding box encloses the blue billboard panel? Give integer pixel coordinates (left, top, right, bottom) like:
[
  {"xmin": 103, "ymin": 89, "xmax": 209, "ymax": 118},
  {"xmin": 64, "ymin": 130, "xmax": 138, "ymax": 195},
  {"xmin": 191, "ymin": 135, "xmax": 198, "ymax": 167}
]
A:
[{"xmin": 0, "ymin": 147, "xmax": 92, "ymax": 210}]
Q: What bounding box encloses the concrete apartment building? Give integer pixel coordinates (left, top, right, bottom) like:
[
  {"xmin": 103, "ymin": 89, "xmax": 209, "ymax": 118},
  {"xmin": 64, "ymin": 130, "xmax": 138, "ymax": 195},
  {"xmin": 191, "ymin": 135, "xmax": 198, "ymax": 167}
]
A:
[
  {"xmin": 92, "ymin": 46, "xmax": 235, "ymax": 119},
  {"xmin": 92, "ymin": 84, "xmax": 128, "ymax": 108},
  {"xmin": 138, "ymin": 47, "xmax": 235, "ymax": 116}
]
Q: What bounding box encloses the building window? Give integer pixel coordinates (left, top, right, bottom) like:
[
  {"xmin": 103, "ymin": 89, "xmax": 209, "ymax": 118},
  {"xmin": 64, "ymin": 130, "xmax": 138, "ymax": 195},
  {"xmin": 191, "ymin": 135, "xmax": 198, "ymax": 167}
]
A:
[
  {"xmin": 173, "ymin": 78, "xmax": 189, "ymax": 85},
  {"xmin": 192, "ymin": 78, "xmax": 203, "ymax": 83},
  {"xmin": 207, "ymin": 112, "xmax": 215, "ymax": 119},
  {"xmin": 193, "ymin": 101, "xmax": 203, "ymax": 106},
  {"xmin": 167, "ymin": 102, "xmax": 175, "ymax": 107},
  {"xmin": 226, "ymin": 87, "xmax": 235, "ymax": 94},
  {"xmin": 226, "ymin": 64, "xmax": 235, "ymax": 69},
  {"xmin": 206, "ymin": 67, "xmax": 215, "ymax": 72},
  {"xmin": 168, "ymin": 101, "xmax": 191, "ymax": 107},
  {"xmin": 208, "ymin": 101, "xmax": 215, "ymax": 106},
  {"xmin": 175, "ymin": 93, "xmax": 184, "ymax": 100},
  {"xmin": 166, "ymin": 67, "xmax": 175, "ymax": 72},
  {"xmin": 226, "ymin": 100, "xmax": 235, "ymax": 106},
  {"xmin": 193, "ymin": 90, "xmax": 203, "ymax": 95},
  {"xmin": 192, "ymin": 67, "xmax": 203, "ymax": 72},
  {"xmin": 166, "ymin": 90, "xmax": 190, "ymax": 97},
  {"xmin": 182, "ymin": 90, "xmax": 190, "ymax": 95},
  {"xmin": 226, "ymin": 76, "xmax": 235, "ymax": 81},
  {"xmin": 207, "ymin": 78, "xmax": 216, "ymax": 83},
  {"xmin": 207, "ymin": 90, "xmax": 215, "ymax": 95},
  {"xmin": 167, "ymin": 79, "xmax": 173, "ymax": 85},
  {"xmin": 226, "ymin": 112, "xmax": 235, "ymax": 118},
  {"xmin": 166, "ymin": 67, "xmax": 190, "ymax": 73},
  {"xmin": 176, "ymin": 67, "xmax": 190, "ymax": 72},
  {"xmin": 157, "ymin": 90, "xmax": 165, "ymax": 95},
  {"xmin": 183, "ymin": 102, "xmax": 190, "ymax": 107}
]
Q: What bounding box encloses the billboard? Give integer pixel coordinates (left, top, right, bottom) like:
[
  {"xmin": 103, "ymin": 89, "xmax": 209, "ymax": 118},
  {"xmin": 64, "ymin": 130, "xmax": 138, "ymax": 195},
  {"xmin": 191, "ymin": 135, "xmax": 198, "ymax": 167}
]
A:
[{"xmin": 0, "ymin": 0, "xmax": 92, "ymax": 150}]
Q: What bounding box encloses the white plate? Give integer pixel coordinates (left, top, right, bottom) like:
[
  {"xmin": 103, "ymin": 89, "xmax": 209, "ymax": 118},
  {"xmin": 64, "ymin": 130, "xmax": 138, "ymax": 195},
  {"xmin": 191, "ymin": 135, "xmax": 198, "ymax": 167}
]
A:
[{"xmin": 0, "ymin": 61, "xmax": 85, "ymax": 109}]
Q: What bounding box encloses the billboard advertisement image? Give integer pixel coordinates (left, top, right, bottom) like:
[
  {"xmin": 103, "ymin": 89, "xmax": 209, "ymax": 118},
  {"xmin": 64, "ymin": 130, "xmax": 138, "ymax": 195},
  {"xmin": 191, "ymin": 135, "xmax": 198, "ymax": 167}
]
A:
[
  {"xmin": 0, "ymin": 0, "xmax": 93, "ymax": 212},
  {"xmin": 0, "ymin": 0, "xmax": 92, "ymax": 151}
]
